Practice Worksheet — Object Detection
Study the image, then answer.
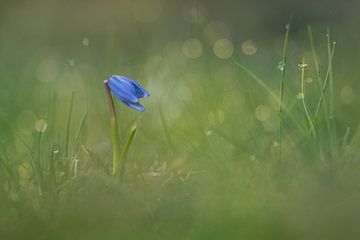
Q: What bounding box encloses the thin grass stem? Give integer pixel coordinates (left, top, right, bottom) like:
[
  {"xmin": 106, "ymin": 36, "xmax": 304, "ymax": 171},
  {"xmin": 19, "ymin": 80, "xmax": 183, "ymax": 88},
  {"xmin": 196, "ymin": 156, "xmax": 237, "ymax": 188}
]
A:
[
  {"xmin": 65, "ymin": 92, "xmax": 75, "ymax": 158},
  {"xmin": 279, "ymin": 15, "xmax": 292, "ymax": 162}
]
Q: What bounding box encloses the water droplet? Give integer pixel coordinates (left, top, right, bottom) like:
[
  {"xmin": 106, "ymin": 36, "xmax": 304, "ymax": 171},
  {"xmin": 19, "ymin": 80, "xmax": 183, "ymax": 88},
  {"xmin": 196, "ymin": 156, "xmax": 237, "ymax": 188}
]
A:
[
  {"xmin": 332, "ymin": 41, "xmax": 336, "ymax": 45},
  {"xmin": 298, "ymin": 62, "xmax": 308, "ymax": 69},
  {"xmin": 204, "ymin": 128, "xmax": 213, "ymax": 136},
  {"xmin": 306, "ymin": 77, "xmax": 313, "ymax": 83},
  {"xmin": 67, "ymin": 58, "xmax": 75, "ymax": 67},
  {"xmin": 297, "ymin": 93, "xmax": 304, "ymax": 100},
  {"xmin": 82, "ymin": 37, "xmax": 89, "ymax": 46},
  {"xmin": 277, "ymin": 61, "xmax": 285, "ymax": 71},
  {"xmin": 35, "ymin": 119, "xmax": 47, "ymax": 133},
  {"xmin": 285, "ymin": 24, "xmax": 289, "ymax": 30},
  {"xmin": 53, "ymin": 149, "xmax": 59, "ymax": 154}
]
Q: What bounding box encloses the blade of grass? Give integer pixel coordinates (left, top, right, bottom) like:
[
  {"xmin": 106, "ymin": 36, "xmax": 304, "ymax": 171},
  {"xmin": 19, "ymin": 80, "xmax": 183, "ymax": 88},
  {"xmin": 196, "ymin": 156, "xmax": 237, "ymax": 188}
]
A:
[
  {"xmin": 34, "ymin": 131, "xmax": 44, "ymax": 194},
  {"xmin": 65, "ymin": 91, "xmax": 75, "ymax": 158},
  {"xmin": 312, "ymin": 42, "xmax": 336, "ymax": 124},
  {"xmin": 327, "ymin": 27, "xmax": 335, "ymax": 118},
  {"xmin": 49, "ymin": 144, "xmax": 57, "ymax": 186},
  {"xmin": 307, "ymin": 25, "xmax": 322, "ymax": 85},
  {"xmin": 72, "ymin": 111, "xmax": 88, "ymax": 157},
  {"xmin": 341, "ymin": 127, "xmax": 351, "ymax": 153},
  {"xmin": 231, "ymin": 57, "xmax": 306, "ymax": 135},
  {"xmin": 0, "ymin": 156, "xmax": 16, "ymax": 182},
  {"xmin": 299, "ymin": 60, "xmax": 317, "ymax": 141},
  {"xmin": 326, "ymin": 27, "xmax": 338, "ymax": 161},
  {"xmin": 158, "ymin": 103, "xmax": 175, "ymax": 151},
  {"xmin": 279, "ymin": 15, "xmax": 292, "ymax": 162},
  {"xmin": 119, "ymin": 125, "xmax": 137, "ymax": 180}
]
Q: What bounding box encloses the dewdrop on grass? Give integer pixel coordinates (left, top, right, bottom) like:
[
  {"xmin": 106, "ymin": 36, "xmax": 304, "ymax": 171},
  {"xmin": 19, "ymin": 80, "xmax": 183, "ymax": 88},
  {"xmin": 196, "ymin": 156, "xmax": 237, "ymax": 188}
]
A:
[
  {"xmin": 35, "ymin": 119, "xmax": 47, "ymax": 133},
  {"xmin": 82, "ymin": 37, "xmax": 89, "ymax": 46},
  {"xmin": 277, "ymin": 61, "xmax": 285, "ymax": 71},
  {"xmin": 297, "ymin": 93, "xmax": 304, "ymax": 100}
]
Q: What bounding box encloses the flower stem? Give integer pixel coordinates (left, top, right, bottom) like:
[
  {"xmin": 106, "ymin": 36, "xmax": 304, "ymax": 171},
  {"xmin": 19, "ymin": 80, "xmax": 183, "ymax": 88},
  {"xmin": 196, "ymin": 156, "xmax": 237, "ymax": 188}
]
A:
[{"xmin": 104, "ymin": 80, "xmax": 121, "ymax": 175}]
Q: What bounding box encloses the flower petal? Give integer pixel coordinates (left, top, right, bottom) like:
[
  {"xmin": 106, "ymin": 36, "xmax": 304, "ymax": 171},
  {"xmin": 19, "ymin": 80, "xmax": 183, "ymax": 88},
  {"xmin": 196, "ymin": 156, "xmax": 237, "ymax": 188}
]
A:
[
  {"xmin": 120, "ymin": 99, "xmax": 145, "ymax": 112},
  {"xmin": 108, "ymin": 76, "xmax": 139, "ymax": 103},
  {"xmin": 122, "ymin": 76, "xmax": 150, "ymax": 98}
]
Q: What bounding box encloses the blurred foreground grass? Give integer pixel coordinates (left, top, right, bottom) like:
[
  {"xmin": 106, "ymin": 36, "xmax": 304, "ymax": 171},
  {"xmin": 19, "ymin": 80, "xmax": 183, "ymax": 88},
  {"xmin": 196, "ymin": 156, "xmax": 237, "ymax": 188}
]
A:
[{"xmin": 1, "ymin": 1, "xmax": 360, "ymax": 239}]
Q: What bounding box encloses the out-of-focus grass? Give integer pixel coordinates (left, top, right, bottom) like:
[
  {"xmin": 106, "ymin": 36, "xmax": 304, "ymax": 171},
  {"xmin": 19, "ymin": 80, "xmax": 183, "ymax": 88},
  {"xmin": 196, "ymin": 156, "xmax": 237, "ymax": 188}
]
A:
[{"xmin": 1, "ymin": 1, "xmax": 360, "ymax": 239}]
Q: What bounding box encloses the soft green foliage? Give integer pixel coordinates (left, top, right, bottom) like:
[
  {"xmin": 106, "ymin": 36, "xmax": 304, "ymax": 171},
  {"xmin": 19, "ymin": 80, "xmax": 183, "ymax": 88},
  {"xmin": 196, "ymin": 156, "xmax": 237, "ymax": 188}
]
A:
[{"xmin": 1, "ymin": 2, "xmax": 360, "ymax": 239}]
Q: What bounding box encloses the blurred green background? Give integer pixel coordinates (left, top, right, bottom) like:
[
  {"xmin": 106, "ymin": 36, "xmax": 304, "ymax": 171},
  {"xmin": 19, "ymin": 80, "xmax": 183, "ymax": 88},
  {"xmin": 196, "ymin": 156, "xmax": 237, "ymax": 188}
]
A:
[{"xmin": 1, "ymin": 0, "xmax": 360, "ymax": 239}]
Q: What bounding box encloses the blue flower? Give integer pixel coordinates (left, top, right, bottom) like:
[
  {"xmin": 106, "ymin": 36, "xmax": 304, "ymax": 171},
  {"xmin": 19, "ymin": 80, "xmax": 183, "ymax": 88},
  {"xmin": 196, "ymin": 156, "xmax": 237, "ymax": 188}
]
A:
[{"xmin": 105, "ymin": 75, "xmax": 150, "ymax": 112}]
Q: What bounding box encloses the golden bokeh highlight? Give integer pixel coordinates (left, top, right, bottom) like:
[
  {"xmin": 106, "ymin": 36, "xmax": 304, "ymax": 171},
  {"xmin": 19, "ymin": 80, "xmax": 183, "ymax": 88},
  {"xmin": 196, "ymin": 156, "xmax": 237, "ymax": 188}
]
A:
[
  {"xmin": 255, "ymin": 105, "xmax": 271, "ymax": 122},
  {"xmin": 35, "ymin": 119, "xmax": 48, "ymax": 133},
  {"xmin": 213, "ymin": 38, "xmax": 234, "ymax": 59},
  {"xmin": 182, "ymin": 38, "xmax": 203, "ymax": 59},
  {"xmin": 241, "ymin": 40, "xmax": 257, "ymax": 55}
]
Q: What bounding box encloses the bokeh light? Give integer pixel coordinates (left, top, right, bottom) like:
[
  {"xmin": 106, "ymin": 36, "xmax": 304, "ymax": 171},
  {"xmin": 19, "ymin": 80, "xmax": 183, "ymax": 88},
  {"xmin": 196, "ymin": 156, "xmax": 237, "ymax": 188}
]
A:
[
  {"xmin": 182, "ymin": 38, "xmax": 203, "ymax": 59},
  {"xmin": 213, "ymin": 38, "xmax": 234, "ymax": 59},
  {"xmin": 241, "ymin": 40, "xmax": 258, "ymax": 55},
  {"xmin": 255, "ymin": 105, "xmax": 271, "ymax": 121},
  {"xmin": 35, "ymin": 119, "xmax": 47, "ymax": 133}
]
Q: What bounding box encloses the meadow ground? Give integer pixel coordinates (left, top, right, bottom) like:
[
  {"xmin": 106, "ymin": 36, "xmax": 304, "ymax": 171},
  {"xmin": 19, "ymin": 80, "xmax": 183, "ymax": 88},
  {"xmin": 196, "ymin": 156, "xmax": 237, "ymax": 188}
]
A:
[{"xmin": 1, "ymin": 1, "xmax": 360, "ymax": 239}]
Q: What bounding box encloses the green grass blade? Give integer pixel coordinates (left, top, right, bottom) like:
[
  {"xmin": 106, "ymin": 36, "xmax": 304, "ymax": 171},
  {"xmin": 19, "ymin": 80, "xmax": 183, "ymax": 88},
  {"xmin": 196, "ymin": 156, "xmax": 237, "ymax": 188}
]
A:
[
  {"xmin": 231, "ymin": 57, "xmax": 306, "ymax": 135},
  {"xmin": 158, "ymin": 103, "xmax": 175, "ymax": 151},
  {"xmin": 312, "ymin": 42, "xmax": 336, "ymax": 124},
  {"xmin": 307, "ymin": 25, "xmax": 322, "ymax": 85},
  {"xmin": 72, "ymin": 111, "xmax": 88, "ymax": 157},
  {"xmin": 279, "ymin": 15, "xmax": 292, "ymax": 161},
  {"xmin": 231, "ymin": 57, "xmax": 278, "ymax": 100},
  {"xmin": 65, "ymin": 91, "xmax": 75, "ymax": 158},
  {"xmin": 299, "ymin": 61, "xmax": 317, "ymax": 141},
  {"xmin": 119, "ymin": 125, "xmax": 137, "ymax": 180}
]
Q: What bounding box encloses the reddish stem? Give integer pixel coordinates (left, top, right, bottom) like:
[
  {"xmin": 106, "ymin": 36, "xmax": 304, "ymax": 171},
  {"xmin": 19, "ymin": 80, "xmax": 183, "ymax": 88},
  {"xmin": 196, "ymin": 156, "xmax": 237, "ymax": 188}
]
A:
[{"xmin": 104, "ymin": 80, "xmax": 116, "ymax": 119}]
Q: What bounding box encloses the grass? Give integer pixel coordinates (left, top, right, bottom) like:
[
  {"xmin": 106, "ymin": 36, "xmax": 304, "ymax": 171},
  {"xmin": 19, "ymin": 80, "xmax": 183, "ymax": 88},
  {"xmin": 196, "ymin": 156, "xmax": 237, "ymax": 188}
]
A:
[{"xmin": 1, "ymin": 20, "xmax": 360, "ymax": 240}]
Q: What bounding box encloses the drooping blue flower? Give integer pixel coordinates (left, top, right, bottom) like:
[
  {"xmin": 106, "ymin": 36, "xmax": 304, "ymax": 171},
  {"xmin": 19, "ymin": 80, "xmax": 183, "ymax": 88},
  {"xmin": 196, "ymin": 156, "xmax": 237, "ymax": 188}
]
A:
[{"xmin": 105, "ymin": 75, "xmax": 150, "ymax": 112}]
